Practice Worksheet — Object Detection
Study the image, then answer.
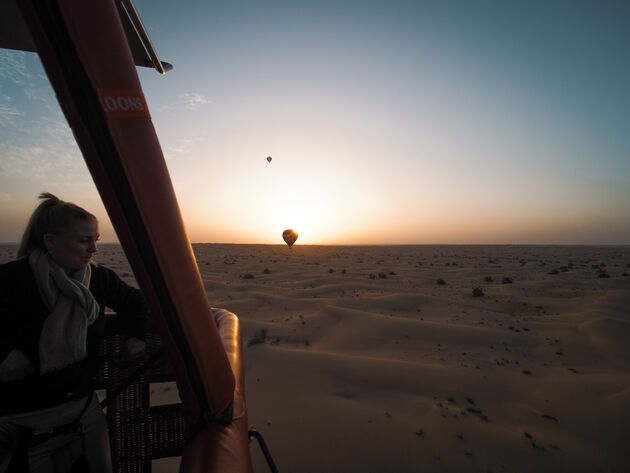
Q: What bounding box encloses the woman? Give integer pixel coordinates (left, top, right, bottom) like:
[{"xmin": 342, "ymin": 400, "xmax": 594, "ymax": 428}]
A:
[{"xmin": 0, "ymin": 193, "xmax": 150, "ymax": 472}]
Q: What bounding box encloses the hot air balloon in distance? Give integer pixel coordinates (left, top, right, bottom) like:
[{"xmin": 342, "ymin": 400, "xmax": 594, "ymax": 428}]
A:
[
  {"xmin": 266, "ymin": 156, "xmax": 272, "ymax": 163},
  {"xmin": 282, "ymin": 229, "xmax": 298, "ymax": 248}
]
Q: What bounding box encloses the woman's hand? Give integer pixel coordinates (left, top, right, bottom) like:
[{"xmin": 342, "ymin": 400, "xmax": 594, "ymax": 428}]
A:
[
  {"xmin": 125, "ymin": 337, "xmax": 146, "ymax": 358},
  {"xmin": 0, "ymin": 349, "xmax": 35, "ymax": 382}
]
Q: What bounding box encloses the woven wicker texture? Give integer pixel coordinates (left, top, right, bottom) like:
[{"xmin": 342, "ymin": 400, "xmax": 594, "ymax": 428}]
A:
[{"xmin": 96, "ymin": 313, "xmax": 185, "ymax": 473}]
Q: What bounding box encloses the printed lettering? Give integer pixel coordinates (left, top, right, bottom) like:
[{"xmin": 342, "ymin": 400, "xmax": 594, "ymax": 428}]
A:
[{"xmin": 96, "ymin": 89, "xmax": 151, "ymax": 119}]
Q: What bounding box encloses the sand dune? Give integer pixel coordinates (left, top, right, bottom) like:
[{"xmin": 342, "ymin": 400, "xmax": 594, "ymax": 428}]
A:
[{"xmin": 1, "ymin": 244, "xmax": 628, "ymax": 472}]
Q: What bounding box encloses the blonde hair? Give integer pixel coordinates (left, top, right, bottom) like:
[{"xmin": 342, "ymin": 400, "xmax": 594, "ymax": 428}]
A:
[{"xmin": 17, "ymin": 193, "xmax": 97, "ymax": 258}]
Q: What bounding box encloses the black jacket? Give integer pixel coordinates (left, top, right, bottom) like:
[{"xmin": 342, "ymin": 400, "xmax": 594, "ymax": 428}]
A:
[{"xmin": 0, "ymin": 257, "xmax": 149, "ymax": 414}]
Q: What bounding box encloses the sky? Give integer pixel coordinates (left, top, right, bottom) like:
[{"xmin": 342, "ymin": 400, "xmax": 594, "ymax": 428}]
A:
[{"xmin": 1, "ymin": 0, "xmax": 629, "ymax": 245}]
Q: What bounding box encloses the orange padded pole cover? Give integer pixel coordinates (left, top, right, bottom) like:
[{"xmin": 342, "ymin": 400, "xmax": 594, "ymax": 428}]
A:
[
  {"xmin": 181, "ymin": 309, "xmax": 254, "ymax": 473},
  {"xmin": 55, "ymin": 0, "xmax": 235, "ymax": 416}
]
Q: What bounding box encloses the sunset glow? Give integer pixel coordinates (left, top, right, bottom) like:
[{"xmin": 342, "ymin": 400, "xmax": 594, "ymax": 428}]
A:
[{"xmin": 1, "ymin": 1, "xmax": 629, "ymax": 245}]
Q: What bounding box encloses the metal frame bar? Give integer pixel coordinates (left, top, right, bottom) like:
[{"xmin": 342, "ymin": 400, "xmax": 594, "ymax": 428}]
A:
[{"xmin": 248, "ymin": 429, "xmax": 279, "ymax": 473}]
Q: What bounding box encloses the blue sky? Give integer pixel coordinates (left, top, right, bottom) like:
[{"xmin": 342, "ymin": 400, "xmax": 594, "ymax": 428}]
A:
[{"xmin": 1, "ymin": 0, "xmax": 629, "ymax": 244}]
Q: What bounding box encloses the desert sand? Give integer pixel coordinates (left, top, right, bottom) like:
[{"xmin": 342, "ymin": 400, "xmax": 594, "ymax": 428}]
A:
[{"xmin": 2, "ymin": 244, "xmax": 629, "ymax": 473}]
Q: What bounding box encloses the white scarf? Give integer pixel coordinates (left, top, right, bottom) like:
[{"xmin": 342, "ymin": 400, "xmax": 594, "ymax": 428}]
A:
[{"xmin": 29, "ymin": 249, "xmax": 99, "ymax": 374}]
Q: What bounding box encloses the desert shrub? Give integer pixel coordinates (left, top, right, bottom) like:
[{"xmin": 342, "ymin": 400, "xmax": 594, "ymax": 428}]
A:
[
  {"xmin": 368, "ymin": 274, "xmax": 376, "ymax": 279},
  {"xmin": 378, "ymin": 272, "xmax": 388, "ymax": 279},
  {"xmin": 597, "ymin": 272, "xmax": 610, "ymax": 278},
  {"xmin": 484, "ymin": 276, "xmax": 493, "ymax": 282},
  {"xmin": 247, "ymin": 328, "xmax": 267, "ymax": 347},
  {"xmin": 436, "ymin": 278, "xmax": 446, "ymax": 285},
  {"xmin": 548, "ymin": 269, "xmax": 559, "ymax": 275},
  {"xmin": 328, "ymin": 268, "xmax": 335, "ymax": 273},
  {"xmin": 472, "ymin": 287, "xmax": 484, "ymax": 297},
  {"xmin": 341, "ymin": 269, "xmax": 347, "ymax": 274},
  {"xmin": 241, "ymin": 273, "xmax": 255, "ymax": 279},
  {"xmin": 502, "ymin": 277, "xmax": 513, "ymax": 284},
  {"xmin": 263, "ymin": 268, "xmax": 271, "ymax": 274}
]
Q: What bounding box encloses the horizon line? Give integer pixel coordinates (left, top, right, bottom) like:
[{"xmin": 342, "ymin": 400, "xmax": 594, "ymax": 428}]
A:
[{"xmin": 1, "ymin": 241, "xmax": 629, "ymax": 247}]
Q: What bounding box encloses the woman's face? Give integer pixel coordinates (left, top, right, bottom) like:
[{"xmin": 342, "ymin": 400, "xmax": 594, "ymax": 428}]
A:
[{"xmin": 44, "ymin": 218, "xmax": 99, "ymax": 271}]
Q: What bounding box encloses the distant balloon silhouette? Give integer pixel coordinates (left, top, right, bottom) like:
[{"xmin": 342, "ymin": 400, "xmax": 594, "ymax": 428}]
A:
[
  {"xmin": 282, "ymin": 229, "xmax": 298, "ymax": 248},
  {"xmin": 266, "ymin": 156, "xmax": 272, "ymax": 163}
]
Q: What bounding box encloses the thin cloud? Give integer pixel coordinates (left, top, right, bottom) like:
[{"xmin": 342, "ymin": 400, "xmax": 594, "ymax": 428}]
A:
[
  {"xmin": 164, "ymin": 136, "xmax": 205, "ymax": 160},
  {"xmin": 0, "ymin": 50, "xmax": 30, "ymax": 84},
  {"xmin": 180, "ymin": 93, "xmax": 211, "ymax": 110},
  {"xmin": 0, "ymin": 102, "xmax": 24, "ymax": 128},
  {"xmin": 0, "ymin": 50, "xmax": 51, "ymax": 107},
  {"xmin": 156, "ymin": 92, "xmax": 212, "ymax": 112},
  {"xmin": 0, "ymin": 121, "xmax": 85, "ymax": 183}
]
